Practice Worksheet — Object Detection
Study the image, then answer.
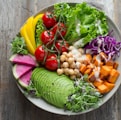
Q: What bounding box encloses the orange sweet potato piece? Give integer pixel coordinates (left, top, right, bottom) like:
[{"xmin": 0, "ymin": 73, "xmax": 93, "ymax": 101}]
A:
[
  {"xmin": 108, "ymin": 69, "xmax": 120, "ymax": 83},
  {"xmin": 80, "ymin": 64, "xmax": 87, "ymax": 74},
  {"xmin": 93, "ymin": 60, "xmax": 103, "ymax": 67},
  {"xmin": 100, "ymin": 65, "xmax": 112, "ymax": 77},
  {"xmin": 84, "ymin": 68, "xmax": 92, "ymax": 75},
  {"xmin": 92, "ymin": 55, "xmax": 97, "ymax": 63},
  {"xmin": 106, "ymin": 60, "xmax": 114, "ymax": 67},
  {"xmin": 93, "ymin": 79, "xmax": 103, "ymax": 87},
  {"xmin": 86, "ymin": 54, "xmax": 92, "ymax": 62},
  {"xmin": 97, "ymin": 84, "xmax": 109, "ymax": 94},
  {"xmin": 104, "ymin": 81, "xmax": 115, "ymax": 92},
  {"xmin": 113, "ymin": 62, "xmax": 119, "ymax": 69}
]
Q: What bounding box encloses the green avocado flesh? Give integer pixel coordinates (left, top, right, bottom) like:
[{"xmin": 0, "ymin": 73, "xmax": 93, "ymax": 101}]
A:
[{"xmin": 31, "ymin": 67, "xmax": 75, "ymax": 108}]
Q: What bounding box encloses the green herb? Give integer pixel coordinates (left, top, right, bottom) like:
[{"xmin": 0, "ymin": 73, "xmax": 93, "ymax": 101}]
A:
[
  {"xmin": 35, "ymin": 19, "xmax": 45, "ymax": 47},
  {"xmin": 65, "ymin": 75, "xmax": 102, "ymax": 112},
  {"xmin": 54, "ymin": 2, "xmax": 109, "ymax": 47},
  {"xmin": 11, "ymin": 35, "xmax": 28, "ymax": 54},
  {"xmin": 25, "ymin": 82, "xmax": 41, "ymax": 97},
  {"xmin": 54, "ymin": 3, "xmax": 72, "ymax": 23}
]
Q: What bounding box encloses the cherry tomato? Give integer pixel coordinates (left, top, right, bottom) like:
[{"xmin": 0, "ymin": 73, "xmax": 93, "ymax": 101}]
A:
[
  {"xmin": 52, "ymin": 22, "xmax": 67, "ymax": 38},
  {"xmin": 45, "ymin": 54, "xmax": 58, "ymax": 71},
  {"xmin": 41, "ymin": 30, "xmax": 55, "ymax": 45},
  {"xmin": 55, "ymin": 40, "xmax": 69, "ymax": 53},
  {"xmin": 42, "ymin": 12, "xmax": 57, "ymax": 28},
  {"xmin": 34, "ymin": 46, "xmax": 47, "ymax": 62}
]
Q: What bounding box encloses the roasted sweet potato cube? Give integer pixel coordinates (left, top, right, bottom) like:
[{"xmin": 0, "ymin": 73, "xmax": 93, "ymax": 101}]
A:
[
  {"xmin": 104, "ymin": 81, "xmax": 115, "ymax": 92},
  {"xmin": 93, "ymin": 60, "xmax": 103, "ymax": 67},
  {"xmin": 84, "ymin": 68, "xmax": 92, "ymax": 75},
  {"xmin": 108, "ymin": 69, "xmax": 120, "ymax": 83},
  {"xmin": 100, "ymin": 65, "xmax": 112, "ymax": 77},
  {"xmin": 113, "ymin": 62, "xmax": 119, "ymax": 69},
  {"xmin": 93, "ymin": 79, "xmax": 103, "ymax": 87},
  {"xmin": 106, "ymin": 60, "xmax": 114, "ymax": 67},
  {"xmin": 86, "ymin": 54, "xmax": 92, "ymax": 62},
  {"xmin": 97, "ymin": 84, "xmax": 109, "ymax": 94},
  {"xmin": 80, "ymin": 64, "xmax": 87, "ymax": 74}
]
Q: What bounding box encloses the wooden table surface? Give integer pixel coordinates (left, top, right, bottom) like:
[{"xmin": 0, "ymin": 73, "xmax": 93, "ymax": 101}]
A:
[{"xmin": 0, "ymin": 0, "xmax": 121, "ymax": 120}]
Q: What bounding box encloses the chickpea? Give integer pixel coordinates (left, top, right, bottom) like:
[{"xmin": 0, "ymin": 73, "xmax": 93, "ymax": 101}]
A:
[
  {"xmin": 76, "ymin": 58, "xmax": 82, "ymax": 62},
  {"xmin": 62, "ymin": 52, "xmax": 68, "ymax": 56},
  {"xmin": 70, "ymin": 62, "xmax": 76, "ymax": 69},
  {"xmin": 70, "ymin": 75, "xmax": 76, "ymax": 80},
  {"xmin": 60, "ymin": 55, "xmax": 66, "ymax": 62},
  {"xmin": 74, "ymin": 69, "xmax": 80, "ymax": 75},
  {"xmin": 75, "ymin": 61, "xmax": 81, "ymax": 68},
  {"xmin": 78, "ymin": 48, "xmax": 84, "ymax": 54},
  {"xmin": 67, "ymin": 57, "xmax": 75, "ymax": 64},
  {"xmin": 57, "ymin": 69, "xmax": 64, "ymax": 75},
  {"xmin": 64, "ymin": 68, "xmax": 69, "ymax": 75},
  {"xmin": 62, "ymin": 62, "xmax": 69, "ymax": 68},
  {"xmin": 69, "ymin": 46, "xmax": 75, "ymax": 51},
  {"xmin": 66, "ymin": 52, "xmax": 73, "ymax": 58},
  {"xmin": 68, "ymin": 69, "xmax": 75, "ymax": 75}
]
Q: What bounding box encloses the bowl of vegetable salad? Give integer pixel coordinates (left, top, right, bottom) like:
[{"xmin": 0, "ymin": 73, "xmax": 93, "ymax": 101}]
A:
[{"xmin": 9, "ymin": 2, "xmax": 121, "ymax": 115}]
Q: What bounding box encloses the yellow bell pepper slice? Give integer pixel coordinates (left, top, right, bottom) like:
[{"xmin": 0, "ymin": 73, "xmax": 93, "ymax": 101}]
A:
[
  {"xmin": 33, "ymin": 14, "xmax": 44, "ymax": 32},
  {"xmin": 20, "ymin": 24, "xmax": 35, "ymax": 55},
  {"xmin": 26, "ymin": 16, "xmax": 36, "ymax": 49}
]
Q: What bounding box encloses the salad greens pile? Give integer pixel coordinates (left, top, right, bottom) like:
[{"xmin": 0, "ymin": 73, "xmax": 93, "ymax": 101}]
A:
[
  {"xmin": 65, "ymin": 75, "xmax": 101, "ymax": 112},
  {"xmin": 54, "ymin": 2, "xmax": 109, "ymax": 47}
]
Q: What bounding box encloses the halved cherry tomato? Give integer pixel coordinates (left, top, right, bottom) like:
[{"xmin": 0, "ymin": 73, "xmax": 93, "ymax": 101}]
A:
[
  {"xmin": 34, "ymin": 46, "xmax": 47, "ymax": 62},
  {"xmin": 42, "ymin": 12, "xmax": 57, "ymax": 28},
  {"xmin": 52, "ymin": 22, "xmax": 67, "ymax": 38},
  {"xmin": 55, "ymin": 40, "xmax": 69, "ymax": 53},
  {"xmin": 45, "ymin": 54, "xmax": 58, "ymax": 71},
  {"xmin": 41, "ymin": 30, "xmax": 54, "ymax": 45}
]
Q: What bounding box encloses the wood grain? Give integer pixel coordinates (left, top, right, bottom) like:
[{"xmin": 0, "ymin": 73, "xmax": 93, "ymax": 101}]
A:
[{"xmin": 0, "ymin": 0, "xmax": 121, "ymax": 120}]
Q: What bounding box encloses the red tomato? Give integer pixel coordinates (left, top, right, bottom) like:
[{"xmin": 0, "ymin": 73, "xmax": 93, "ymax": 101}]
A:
[
  {"xmin": 55, "ymin": 40, "xmax": 69, "ymax": 53},
  {"xmin": 52, "ymin": 22, "xmax": 67, "ymax": 38},
  {"xmin": 42, "ymin": 12, "xmax": 57, "ymax": 28},
  {"xmin": 45, "ymin": 54, "xmax": 58, "ymax": 71},
  {"xmin": 34, "ymin": 46, "xmax": 47, "ymax": 62},
  {"xmin": 41, "ymin": 30, "xmax": 55, "ymax": 45}
]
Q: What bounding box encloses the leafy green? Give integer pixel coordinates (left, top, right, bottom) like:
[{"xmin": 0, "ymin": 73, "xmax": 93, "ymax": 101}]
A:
[
  {"xmin": 35, "ymin": 19, "xmax": 45, "ymax": 47},
  {"xmin": 11, "ymin": 35, "xmax": 28, "ymax": 54},
  {"xmin": 65, "ymin": 75, "xmax": 102, "ymax": 112},
  {"xmin": 54, "ymin": 2, "xmax": 109, "ymax": 47},
  {"xmin": 54, "ymin": 3, "xmax": 73, "ymax": 23}
]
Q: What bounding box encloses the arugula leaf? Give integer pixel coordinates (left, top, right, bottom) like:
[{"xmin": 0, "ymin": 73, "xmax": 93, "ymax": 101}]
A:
[{"xmin": 11, "ymin": 35, "xmax": 28, "ymax": 54}]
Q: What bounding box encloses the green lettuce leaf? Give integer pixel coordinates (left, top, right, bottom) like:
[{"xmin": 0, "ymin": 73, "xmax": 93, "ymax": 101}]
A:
[
  {"xmin": 35, "ymin": 19, "xmax": 46, "ymax": 47},
  {"xmin": 54, "ymin": 2, "xmax": 109, "ymax": 47}
]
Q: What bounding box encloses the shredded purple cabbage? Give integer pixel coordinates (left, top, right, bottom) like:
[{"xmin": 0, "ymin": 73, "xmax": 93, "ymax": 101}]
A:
[{"xmin": 84, "ymin": 35, "xmax": 121, "ymax": 60}]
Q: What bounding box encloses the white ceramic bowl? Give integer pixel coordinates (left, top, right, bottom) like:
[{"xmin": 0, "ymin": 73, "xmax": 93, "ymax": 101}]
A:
[{"xmin": 18, "ymin": 3, "xmax": 121, "ymax": 115}]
